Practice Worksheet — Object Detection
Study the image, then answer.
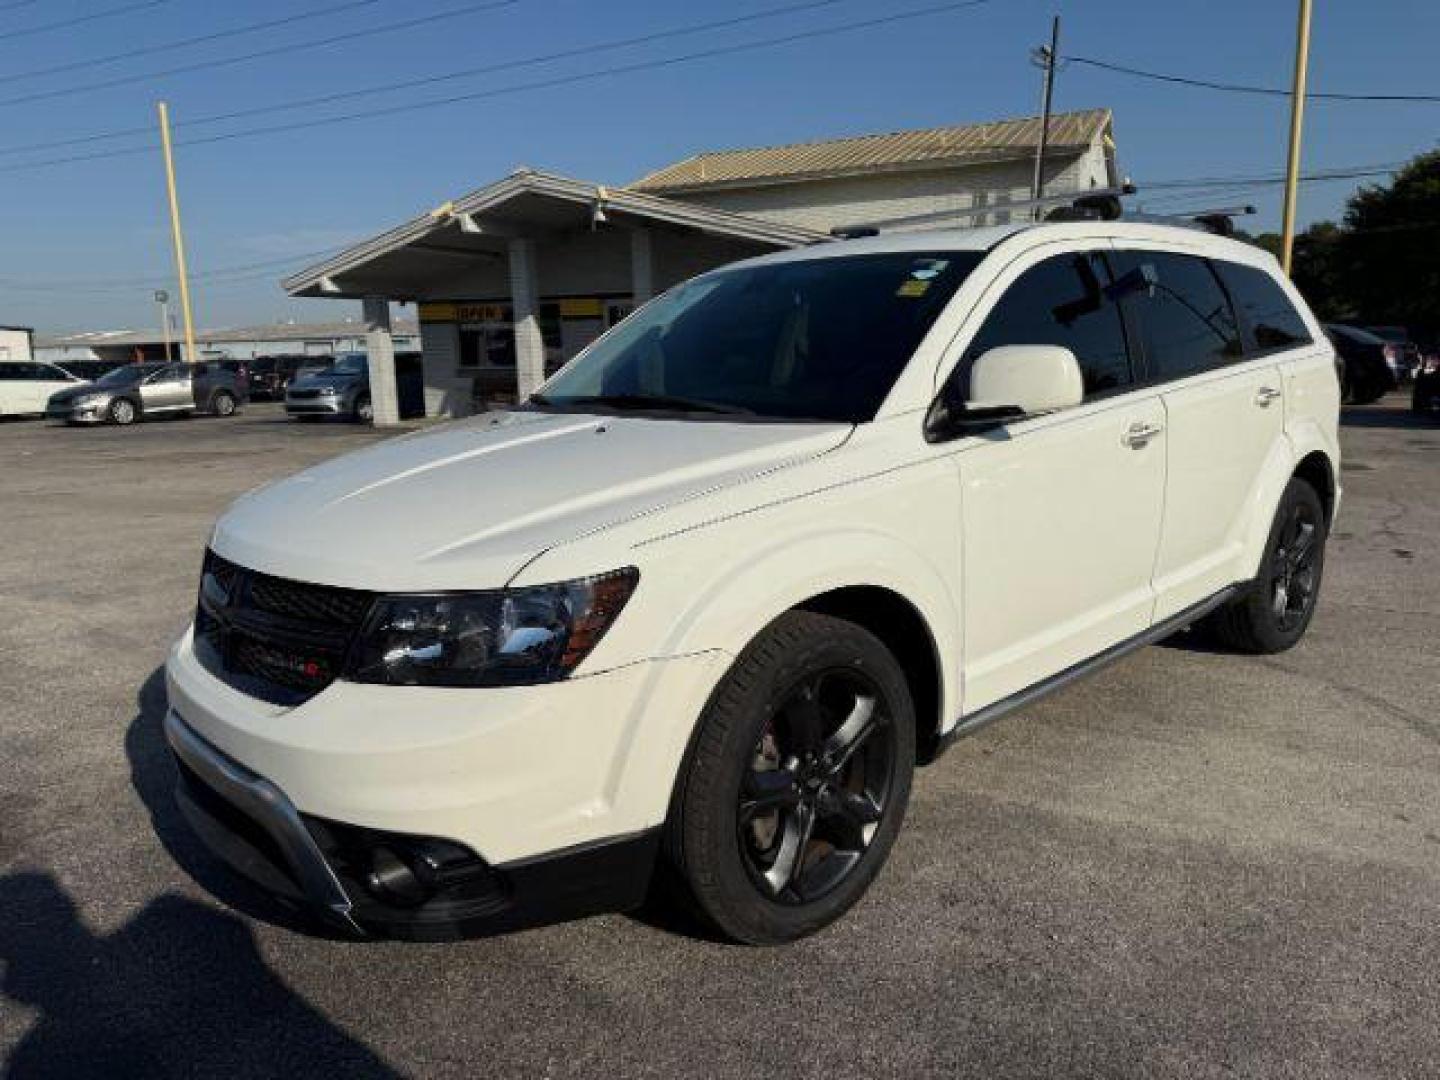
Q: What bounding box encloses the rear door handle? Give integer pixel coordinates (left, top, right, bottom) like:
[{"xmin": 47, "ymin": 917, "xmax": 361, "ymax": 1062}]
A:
[
  {"xmin": 1255, "ymin": 386, "xmax": 1282, "ymax": 407},
  {"xmin": 1123, "ymin": 421, "xmax": 1164, "ymax": 448}
]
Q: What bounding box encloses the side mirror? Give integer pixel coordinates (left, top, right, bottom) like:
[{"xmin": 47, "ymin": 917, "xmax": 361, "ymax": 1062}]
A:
[{"xmin": 968, "ymin": 345, "xmax": 1084, "ymax": 415}]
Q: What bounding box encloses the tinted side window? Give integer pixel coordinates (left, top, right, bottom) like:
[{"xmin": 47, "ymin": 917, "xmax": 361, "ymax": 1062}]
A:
[
  {"xmin": 1214, "ymin": 261, "xmax": 1312, "ymax": 353},
  {"xmin": 1119, "ymin": 251, "xmax": 1242, "ymax": 381},
  {"xmin": 0, "ymin": 365, "xmax": 17, "ymax": 381},
  {"xmin": 962, "ymin": 252, "xmax": 1132, "ymax": 399}
]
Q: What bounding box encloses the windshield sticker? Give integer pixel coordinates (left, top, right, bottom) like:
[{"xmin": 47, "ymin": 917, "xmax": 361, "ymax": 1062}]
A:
[
  {"xmin": 909, "ymin": 259, "xmax": 949, "ymax": 280},
  {"xmin": 896, "ymin": 278, "xmax": 931, "ymax": 298}
]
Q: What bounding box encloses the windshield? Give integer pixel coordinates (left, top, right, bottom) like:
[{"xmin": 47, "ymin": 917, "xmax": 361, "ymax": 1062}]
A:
[
  {"xmin": 534, "ymin": 251, "xmax": 984, "ymax": 422},
  {"xmin": 326, "ymin": 354, "xmax": 368, "ymax": 376},
  {"xmin": 95, "ymin": 365, "xmax": 155, "ymax": 386}
]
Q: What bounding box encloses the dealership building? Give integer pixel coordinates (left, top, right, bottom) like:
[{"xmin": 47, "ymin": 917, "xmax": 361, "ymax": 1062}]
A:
[
  {"xmin": 34, "ymin": 320, "xmax": 420, "ymax": 367},
  {"xmin": 285, "ymin": 108, "xmax": 1119, "ymax": 425}
]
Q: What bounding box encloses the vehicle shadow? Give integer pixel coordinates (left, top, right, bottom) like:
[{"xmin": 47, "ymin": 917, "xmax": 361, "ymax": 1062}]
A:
[
  {"xmin": 0, "ymin": 871, "xmax": 400, "ymax": 1079},
  {"xmin": 126, "ymin": 668, "xmax": 337, "ymax": 938},
  {"xmin": 1341, "ymin": 404, "xmax": 1434, "ymax": 430}
]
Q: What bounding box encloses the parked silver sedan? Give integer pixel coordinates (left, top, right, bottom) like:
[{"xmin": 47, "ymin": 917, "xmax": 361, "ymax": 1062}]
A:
[
  {"xmin": 46, "ymin": 361, "xmax": 246, "ymax": 425},
  {"xmin": 284, "ymin": 352, "xmax": 373, "ymax": 422}
]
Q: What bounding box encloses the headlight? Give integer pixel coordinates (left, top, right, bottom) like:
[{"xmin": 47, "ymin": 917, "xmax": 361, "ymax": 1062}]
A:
[
  {"xmin": 347, "ymin": 568, "xmax": 638, "ymax": 687},
  {"xmin": 75, "ymin": 393, "xmax": 105, "ymax": 407}
]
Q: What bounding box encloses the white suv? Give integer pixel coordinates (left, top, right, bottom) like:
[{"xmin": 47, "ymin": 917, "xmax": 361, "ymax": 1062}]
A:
[{"xmin": 165, "ymin": 218, "xmax": 1339, "ymax": 944}]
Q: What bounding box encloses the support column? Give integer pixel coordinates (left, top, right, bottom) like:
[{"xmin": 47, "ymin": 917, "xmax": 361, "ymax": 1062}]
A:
[
  {"xmin": 507, "ymin": 237, "xmax": 545, "ymax": 400},
  {"xmin": 362, "ymin": 297, "xmax": 401, "ymax": 426},
  {"xmin": 629, "ymin": 226, "xmax": 654, "ymax": 304}
]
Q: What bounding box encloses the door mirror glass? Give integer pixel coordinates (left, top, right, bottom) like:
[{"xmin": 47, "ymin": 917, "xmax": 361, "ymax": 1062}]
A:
[{"xmin": 967, "ymin": 345, "xmax": 1085, "ymax": 414}]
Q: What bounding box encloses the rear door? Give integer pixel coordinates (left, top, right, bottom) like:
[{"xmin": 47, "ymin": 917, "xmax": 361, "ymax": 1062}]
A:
[
  {"xmin": 140, "ymin": 363, "xmax": 193, "ymax": 413},
  {"xmin": 945, "ymin": 246, "xmax": 1167, "ymax": 711},
  {"xmin": 1114, "ymin": 248, "xmax": 1285, "ymax": 620}
]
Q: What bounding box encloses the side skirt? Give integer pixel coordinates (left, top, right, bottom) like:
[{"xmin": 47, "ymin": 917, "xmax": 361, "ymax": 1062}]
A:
[{"xmin": 934, "ymin": 584, "xmax": 1242, "ymax": 757}]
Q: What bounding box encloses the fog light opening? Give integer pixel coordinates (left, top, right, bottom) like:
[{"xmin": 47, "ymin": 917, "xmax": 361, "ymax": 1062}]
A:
[{"xmin": 363, "ymin": 844, "xmax": 434, "ymax": 908}]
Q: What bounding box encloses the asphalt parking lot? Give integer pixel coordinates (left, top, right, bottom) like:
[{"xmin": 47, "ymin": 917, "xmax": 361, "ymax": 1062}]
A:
[{"xmin": 2, "ymin": 398, "xmax": 1437, "ymax": 1078}]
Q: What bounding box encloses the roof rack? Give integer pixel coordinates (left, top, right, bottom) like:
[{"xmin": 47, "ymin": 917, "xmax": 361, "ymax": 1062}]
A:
[
  {"xmin": 831, "ymin": 183, "xmax": 1137, "ymax": 238},
  {"xmin": 829, "ymin": 188, "xmax": 1257, "ymax": 240}
]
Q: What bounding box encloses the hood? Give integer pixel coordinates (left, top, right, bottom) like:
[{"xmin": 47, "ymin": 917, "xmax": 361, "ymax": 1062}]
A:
[
  {"xmin": 46, "ymin": 382, "xmax": 99, "ymax": 405},
  {"xmin": 212, "ymin": 410, "xmax": 851, "ymax": 590},
  {"xmin": 291, "ymin": 370, "xmax": 363, "ymax": 391}
]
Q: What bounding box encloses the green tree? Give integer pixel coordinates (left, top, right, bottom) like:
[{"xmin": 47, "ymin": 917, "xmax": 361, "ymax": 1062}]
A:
[{"xmin": 1337, "ymin": 149, "xmax": 1440, "ymax": 338}]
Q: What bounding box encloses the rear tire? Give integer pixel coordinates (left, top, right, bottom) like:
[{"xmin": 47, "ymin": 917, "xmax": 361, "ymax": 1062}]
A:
[
  {"xmin": 1209, "ymin": 478, "xmax": 1326, "ymax": 654},
  {"xmin": 664, "ymin": 611, "xmax": 916, "ymax": 945}
]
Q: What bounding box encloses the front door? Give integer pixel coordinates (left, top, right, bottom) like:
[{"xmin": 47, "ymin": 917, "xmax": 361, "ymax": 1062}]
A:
[
  {"xmin": 140, "ymin": 363, "xmax": 193, "ymax": 413},
  {"xmin": 942, "ymin": 247, "xmax": 1167, "ymax": 712}
]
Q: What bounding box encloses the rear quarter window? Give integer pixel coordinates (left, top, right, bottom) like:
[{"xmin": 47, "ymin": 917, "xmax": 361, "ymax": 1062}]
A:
[{"xmin": 1214, "ymin": 261, "xmax": 1313, "ymax": 353}]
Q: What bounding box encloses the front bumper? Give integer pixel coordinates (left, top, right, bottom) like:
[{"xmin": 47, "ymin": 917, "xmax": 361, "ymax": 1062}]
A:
[
  {"xmin": 285, "ymin": 395, "xmax": 345, "ymax": 415},
  {"xmin": 47, "ymin": 401, "xmax": 108, "ymax": 423},
  {"xmin": 163, "ymin": 630, "xmax": 727, "ymax": 936}
]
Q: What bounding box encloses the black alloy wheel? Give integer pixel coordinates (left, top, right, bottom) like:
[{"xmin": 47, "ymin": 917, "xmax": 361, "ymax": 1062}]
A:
[
  {"xmin": 1269, "ymin": 498, "xmax": 1320, "ymax": 634},
  {"xmin": 665, "ymin": 610, "xmax": 915, "ymax": 944},
  {"xmin": 1210, "ymin": 478, "xmax": 1327, "ymax": 654},
  {"xmin": 739, "ymin": 668, "xmax": 897, "ymax": 905}
]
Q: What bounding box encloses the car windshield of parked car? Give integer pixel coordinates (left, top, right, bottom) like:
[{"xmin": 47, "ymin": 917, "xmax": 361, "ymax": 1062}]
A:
[
  {"xmin": 95, "ymin": 365, "xmax": 155, "ymax": 386},
  {"xmin": 532, "ymin": 251, "xmax": 985, "ymax": 422},
  {"xmin": 327, "ymin": 354, "xmax": 368, "ymax": 376}
]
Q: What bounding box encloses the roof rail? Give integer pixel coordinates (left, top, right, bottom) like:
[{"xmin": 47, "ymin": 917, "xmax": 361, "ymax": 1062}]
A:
[
  {"xmin": 1125, "ymin": 204, "xmax": 1257, "ymax": 237},
  {"xmin": 831, "ymin": 182, "xmax": 1137, "ymax": 237}
]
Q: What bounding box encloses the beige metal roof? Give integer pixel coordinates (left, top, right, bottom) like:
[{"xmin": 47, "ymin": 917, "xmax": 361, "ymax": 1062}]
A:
[{"xmin": 631, "ymin": 109, "xmax": 1112, "ymax": 194}]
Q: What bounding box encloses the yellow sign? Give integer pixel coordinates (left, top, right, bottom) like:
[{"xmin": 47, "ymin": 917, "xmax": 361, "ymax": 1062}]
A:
[
  {"xmin": 558, "ymin": 297, "xmax": 604, "ymax": 319},
  {"xmin": 418, "ymin": 302, "xmax": 457, "ymax": 322},
  {"xmin": 455, "ymin": 303, "xmax": 511, "ymax": 323}
]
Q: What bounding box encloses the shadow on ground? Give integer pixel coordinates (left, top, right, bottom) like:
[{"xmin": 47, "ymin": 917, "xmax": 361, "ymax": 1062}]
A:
[
  {"xmin": 1341, "ymin": 403, "xmax": 1435, "ymax": 430},
  {"xmin": 0, "ymin": 872, "xmax": 400, "ymax": 1079}
]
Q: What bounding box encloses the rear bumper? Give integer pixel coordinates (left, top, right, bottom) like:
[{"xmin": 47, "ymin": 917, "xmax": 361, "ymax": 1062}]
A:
[{"xmin": 166, "ymin": 709, "xmax": 662, "ymax": 940}]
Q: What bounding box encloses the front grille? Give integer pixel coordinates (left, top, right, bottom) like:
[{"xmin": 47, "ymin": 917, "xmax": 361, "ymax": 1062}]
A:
[{"xmin": 194, "ymin": 550, "xmax": 374, "ymax": 705}]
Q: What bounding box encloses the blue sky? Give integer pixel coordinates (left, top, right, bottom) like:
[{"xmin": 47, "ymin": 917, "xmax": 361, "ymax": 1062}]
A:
[{"xmin": 1, "ymin": 0, "xmax": 1436, "ymax": 332}]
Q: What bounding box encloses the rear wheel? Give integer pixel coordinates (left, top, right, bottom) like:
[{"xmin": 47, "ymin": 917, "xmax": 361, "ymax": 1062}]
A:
[
  {"xmin": 665, "ymin": 611, "xmax": 915, "ymax": 945},
  {"xmin": 1210, "ymin": 478, "xmax": 1326, "ymax": 654},
  {"xmin": 108, "ymin": 397, "xmax": 136, "ymax": 425}
]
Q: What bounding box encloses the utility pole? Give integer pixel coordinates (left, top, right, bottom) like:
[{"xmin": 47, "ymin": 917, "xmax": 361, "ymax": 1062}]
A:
[
  {"xmin": 1029, "ymin": 15, "xmax": 1060, "ymax": 217},
  {"xmin": 1280, "ymin": 0, "xmax": 1314, "ymax": 276},
  {"xmin": 157, "ymin": 102, "xmax": 198, "ymax": 363},
  {"xmin": 154, "ymin": 289, "xmax": 173, "ymax": 363}
]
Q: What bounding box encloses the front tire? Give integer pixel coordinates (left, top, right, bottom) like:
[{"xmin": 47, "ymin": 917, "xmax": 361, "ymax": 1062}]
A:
[
  {"xmin": 211, "ymin": 390, "xmax": 236, "ymax": 417},
  {"xmin": 1209, "ymin": 478, "xmax": 1326, "ymax": 654},
  {"xmin": 108, "ymin": 397, "xmax": 136, "ymax": 425},
  {"xmin": 664, "ymin": 611, "xmax": 915, "ymax": 945},
  {"xmin": 353, "ymin": 392, "xmax": 373, "ymax": 424}
]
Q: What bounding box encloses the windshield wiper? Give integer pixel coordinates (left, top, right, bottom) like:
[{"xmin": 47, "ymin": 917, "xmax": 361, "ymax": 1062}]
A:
[{"xmin": 539, "ymin": 393, "xmax": 754, "ymax": 416}]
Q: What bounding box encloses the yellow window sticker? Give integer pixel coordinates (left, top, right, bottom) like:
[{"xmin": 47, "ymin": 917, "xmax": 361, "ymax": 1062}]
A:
[{"xmin": 896, "ymin": 278, "xmax": 931, "ymax": 298}]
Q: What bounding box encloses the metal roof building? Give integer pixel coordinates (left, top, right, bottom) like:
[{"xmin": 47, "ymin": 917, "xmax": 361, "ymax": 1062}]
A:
[
  {"xmin": 34, "ymin": 321, "xmax": 421, "ymax": 366},
  {"xmin": 285, "ymin": 109, "xmax": 1118, "ymax": 424}
]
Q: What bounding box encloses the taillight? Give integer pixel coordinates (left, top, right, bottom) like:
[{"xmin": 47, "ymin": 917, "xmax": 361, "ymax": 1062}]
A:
[
  {"xmin": 1383, "ymin": 344, "xmax": 1399, "ymax": 363},
  {"xmin": 1423, "ymin": 356, "xmax": 1440, "ymax": 375}
]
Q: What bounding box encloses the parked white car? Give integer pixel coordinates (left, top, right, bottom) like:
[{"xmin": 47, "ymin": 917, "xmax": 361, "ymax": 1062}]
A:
[
  {"xmin": 165, "ymin": 217, "xmax": 1340, "ymax": 944},
  {"xmin": 0, "ymin": 361, "xmax": 84, "ymax": 417}
]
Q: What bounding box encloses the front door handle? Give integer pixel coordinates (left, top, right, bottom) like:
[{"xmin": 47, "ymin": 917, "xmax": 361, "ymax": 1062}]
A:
[
  {"xmin": 1123, "ymin": 421, "xmax": 1164, "ymax": 448},
  {"xmin": 1255, "ymin": 386, "xmax": 1282, "ymax": 407}
]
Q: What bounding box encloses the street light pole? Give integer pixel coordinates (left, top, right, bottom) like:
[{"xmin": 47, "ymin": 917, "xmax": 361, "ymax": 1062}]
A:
[
  {"xmin": 1280, "ymin": 0, "xmax": 1314, "ymax": 276},
  {"xmin": 155, "ymin": 289, "xmax": 173, "ymax": 364},
  {"xmin": 1029, "ymin": 15, "xmax": 1060, "ymax": 217}
]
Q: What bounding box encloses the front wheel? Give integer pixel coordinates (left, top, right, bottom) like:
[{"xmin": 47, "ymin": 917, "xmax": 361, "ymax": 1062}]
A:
[
  {"xmin": 1209, "ymin": 478, "xmax": 1326, "ymax": 653},
  {"xmin": 353, "ymin": 392, "xmax": 373, "ymax": 424},
  {"xmin": 664, "ymin": 611, "xmax": 915, "ymax": 945},
  {"xmin": 211, "ymin": 390, "xmax": 236, "ymax": 417},
  {"xmin": 108, "ymin": 397, "xmax": 136, "ymax": 425}
]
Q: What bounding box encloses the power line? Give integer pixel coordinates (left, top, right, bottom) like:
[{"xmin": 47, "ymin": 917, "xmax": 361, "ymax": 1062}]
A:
[
  {"xmin": 0, "ymin": 0, "xmax": 525, "ymax": 109},
  {"xmin": 0, "ymin": 0, "xmax": 388, "ymax": 88},
  {"xmin": 0, "ymin": 0, "xmax": 170, "ymax": 43},
  {"xmin": 1067, "ymin": 55, "xmax": 1440, "ymax": 103},
  {"xmin": 0, "ymin": 0, "xmax": 854, "ymax": 157},
  {"xmin": 0, "ymin": 246, "xmax": 353, "ymax": 292},
  {"xmin": 0, "ymin": 0, "xmax": 999, "ymax": 174}
]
